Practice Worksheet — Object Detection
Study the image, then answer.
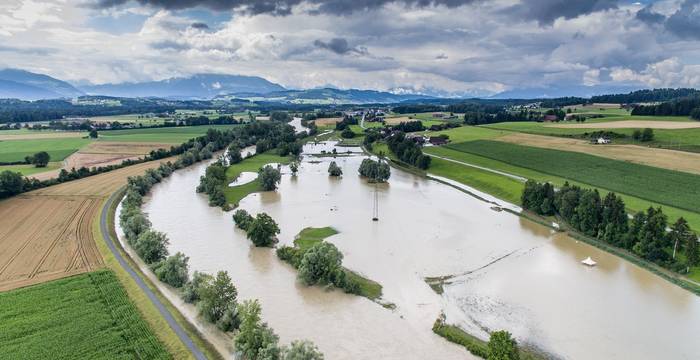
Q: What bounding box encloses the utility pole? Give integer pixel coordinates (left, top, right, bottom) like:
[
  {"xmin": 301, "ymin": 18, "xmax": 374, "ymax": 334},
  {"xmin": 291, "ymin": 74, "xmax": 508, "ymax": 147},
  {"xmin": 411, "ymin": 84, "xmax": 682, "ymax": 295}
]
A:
[{"xmin": 372, "ymin": 182, "xmax": 379, "ymax": 221}]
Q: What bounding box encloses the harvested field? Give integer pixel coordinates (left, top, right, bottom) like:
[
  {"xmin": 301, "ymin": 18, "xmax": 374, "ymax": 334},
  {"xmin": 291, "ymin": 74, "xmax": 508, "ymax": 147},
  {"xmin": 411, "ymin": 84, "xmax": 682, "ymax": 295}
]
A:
[
  {"xmin": 27, "ymin": 142, "xmax": 168, "ymax": 181},
  {"xmin": 385, "ymin": 116, "xmax": 413, "ymax": 125},
  {"xmin": 497, "ymin": 132, "xmax": 700, "ymax": 175},
  {"xmin": 546, "ymin": 120, "xmax": 700, "ymax": 129},
  {"xmin": 0, "ymin": 158, "xmax": 172, "ymax": 291},
  {"xmin": 0, "ymin": 131, "xmax": 86, "ymax": 141},
  {"xmin": 313, "ymin": 117, "xmax": 343, "ymax": 126}
]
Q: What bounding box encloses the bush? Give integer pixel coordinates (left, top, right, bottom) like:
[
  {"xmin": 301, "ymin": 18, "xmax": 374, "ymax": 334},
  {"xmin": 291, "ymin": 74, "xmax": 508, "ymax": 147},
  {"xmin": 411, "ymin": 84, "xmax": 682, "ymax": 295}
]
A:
[
  {"xmin": 358, "ymin": 158, "xmax": 390, "ymax": 182},
  {"xmin": 216, "ymin": 303, "xmax": 241, "ymax": 332},
  {"xmin": 340, "ymin": 128, "xmax": 355, "ymax": 138},
  {"xmin": 282, "ymin": 340, "xmax": 324, "ymax": 360},
  {"xmin": 487, "ymin": 330, "xmax": 519, "ymax": 360},
  {"xmin": 234, "ymin": 300, "xmax": 281, "ymax": 360},
  {"xmin": 327, "ymin": 161, "xmax": 342, "ymax": 176},
  {"xmin": 259, "ymin": 165, "xmax": 281, "ymax": 191},
  {"xmin": 31, "ymin": 151, "xmax": 50, "ymax": 167},
  {"xmin": 276, "ymin": 246, "xmax": 304, "ymax": 268},
  {"xmin": 153, "ymin": 252, "xmax": 189, "ymax": 288},
  {"xmin": 298, "ymin": 242, "xmax": 343, "ymax": 285}
]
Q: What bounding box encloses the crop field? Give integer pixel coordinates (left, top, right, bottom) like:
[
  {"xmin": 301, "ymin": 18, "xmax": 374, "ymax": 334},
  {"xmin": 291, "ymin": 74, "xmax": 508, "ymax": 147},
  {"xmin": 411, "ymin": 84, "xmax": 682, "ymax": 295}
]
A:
[
  {"xmin": 97, "ymin": 124, "xmax": 238, "ymax": 143},
  {"xmin": 0, "ymin": 137, "xmax": 91, "ymax": 162},
  {"xmin": 547, "ymin": 120, "xmax": 700, "ymax": 129},
  {"xmin": 496, "ymin": 132, "xmax": 700, "ymax": 175},
  {"xmin": 481, "ymin": 121, "xmax": 700, "ymax": 152},
  {"xmin": 0, "ymin": 269, "xmax": 168, "ymax": 359},
  {"xmin": 313, "ymin": 117, "xmax": 343, "ymax": 126},
  {"xmin": 425, "ymin": 125, "xmax": 506, "ymax": 143},
  {"xmin": 446, "ymin": 140, "xmax": 700, "ymax": 213},
  {"xmin": 0, "ymin": 158, "xmax": 173, "ymax": 291},
  {"xmin": 0, "ymin": 130, "xmax": 86, "ymax": 140},
  {"xmin": 89, "ymin": 114, "xmax": 168, "ymax": 126}
]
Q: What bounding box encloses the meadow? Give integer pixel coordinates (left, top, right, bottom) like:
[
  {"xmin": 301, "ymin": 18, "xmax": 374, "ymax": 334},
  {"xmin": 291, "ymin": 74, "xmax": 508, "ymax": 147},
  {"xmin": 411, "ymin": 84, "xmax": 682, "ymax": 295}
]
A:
[
  {"xmin": 223, "ymin": 152, "xmax": 291, "ymax": 206},
  {"xmin": 0, "ymin": 162, "xmax": 61, "ymax": 175},
  {"xmin": 0, "ymin": 137, "xmax": 90, "ymax": 162},
  {"xmin": 447, "ymin": 140, "xmax": 700, "ymax": 213},
  {"xmin": 0, "ymin": 270, "xmax": 168, "ymax": 359}
]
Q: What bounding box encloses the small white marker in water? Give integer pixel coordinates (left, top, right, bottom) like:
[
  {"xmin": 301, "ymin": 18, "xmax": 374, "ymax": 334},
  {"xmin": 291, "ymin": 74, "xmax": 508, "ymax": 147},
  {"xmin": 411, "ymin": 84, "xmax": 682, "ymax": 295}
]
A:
[{"xmin": 581, "ymin": 257, "xmax": 597, "ymax": 266}]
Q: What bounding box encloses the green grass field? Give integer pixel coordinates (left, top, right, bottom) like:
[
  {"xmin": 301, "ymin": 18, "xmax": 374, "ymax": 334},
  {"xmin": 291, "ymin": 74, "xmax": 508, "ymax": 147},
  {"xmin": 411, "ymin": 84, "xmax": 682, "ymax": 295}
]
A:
[
  {"xmin": 223, "ymin": 153, "xmax": 291, "ymax": 206},
  {"xmin": 0, "ymin": 270, "xmax": 168, "ymax": 359},
  {"xmin": 0, "ymin": 137, "xmax": 91, "ymax": 162},
  {"xmin": 97, "ymin": 125, "xmax": 239, "ymax": 143},
  {"xmin": 447, "ymin": 140, "xmax": 700, "ymax": 213},
  {"xmin": 0, "ymin": 162, "xmax": 61, "ymax": 176}
]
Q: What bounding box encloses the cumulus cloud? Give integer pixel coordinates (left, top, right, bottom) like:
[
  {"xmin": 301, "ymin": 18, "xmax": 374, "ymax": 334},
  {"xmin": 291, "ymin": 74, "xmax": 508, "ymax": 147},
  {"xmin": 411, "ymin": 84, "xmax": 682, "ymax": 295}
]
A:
[
  {"xmin": 610, "ymin": 58, "xmax": 700, "ymax": 87},
  {"xmin": 636, "ymin": 0, "xmax": 700, "ymax": 40}
]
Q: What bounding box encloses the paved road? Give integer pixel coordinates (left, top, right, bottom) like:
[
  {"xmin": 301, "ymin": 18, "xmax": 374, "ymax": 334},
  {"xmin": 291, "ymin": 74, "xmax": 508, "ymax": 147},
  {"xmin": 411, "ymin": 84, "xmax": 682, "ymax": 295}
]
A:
[{"xmin": 99, "ymin": 191, "xmax": 208, "ymax": 360}]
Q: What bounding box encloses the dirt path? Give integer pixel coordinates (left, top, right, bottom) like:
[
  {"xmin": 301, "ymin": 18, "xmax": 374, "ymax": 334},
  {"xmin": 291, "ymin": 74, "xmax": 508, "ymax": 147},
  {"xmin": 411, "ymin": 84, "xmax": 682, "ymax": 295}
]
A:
[
  {"xmin": 497, "ymin": 132, "xmax": 700, "ymax": 175},
  {"xmin": 546, "ymin": 120, "xmax": 700, "ymax": 129}
]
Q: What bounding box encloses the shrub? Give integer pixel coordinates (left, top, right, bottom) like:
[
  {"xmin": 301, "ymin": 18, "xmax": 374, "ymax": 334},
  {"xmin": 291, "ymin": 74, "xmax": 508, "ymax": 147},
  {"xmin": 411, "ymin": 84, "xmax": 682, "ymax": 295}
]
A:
[
  {"xmin": 487, "ymin": 330, "xmax": 519, "ymax": 360},
  {"xmin": 247, "ymin": 213, "xmax": 280, "ymax": 247},
  {"xmin": 197, "ymin": 271, "xmax": 238, "ymax": 323},
  {"xmin": 133, "ymin": 230, "xmax": 169, "ymax": 264},
  {"xmin": 298, "ymin": 242, "xmax": 343, "ymax": 285},
  {"xmin": 182, "ymin": 271, "xmax": 213, "ymax": 304}
]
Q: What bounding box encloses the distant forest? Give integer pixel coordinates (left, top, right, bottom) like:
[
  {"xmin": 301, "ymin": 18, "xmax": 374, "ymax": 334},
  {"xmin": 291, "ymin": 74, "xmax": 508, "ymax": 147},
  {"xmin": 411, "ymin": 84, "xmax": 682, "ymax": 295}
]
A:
[{"xmin": 632, "ymin": 96, "xmax": 700, "ymax": 119}]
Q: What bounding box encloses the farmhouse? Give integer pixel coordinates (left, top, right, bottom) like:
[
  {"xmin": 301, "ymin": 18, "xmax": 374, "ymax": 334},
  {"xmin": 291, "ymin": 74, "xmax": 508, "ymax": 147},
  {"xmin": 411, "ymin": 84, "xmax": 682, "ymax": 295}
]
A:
[{"xmin": 543, "ymin": 114, "xmax": 558, "ymax": 122}]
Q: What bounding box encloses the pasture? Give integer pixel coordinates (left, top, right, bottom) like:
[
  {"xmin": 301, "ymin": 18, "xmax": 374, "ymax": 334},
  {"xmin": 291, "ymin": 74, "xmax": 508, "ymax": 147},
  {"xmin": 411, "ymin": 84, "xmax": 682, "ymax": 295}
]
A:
[
  {"xmin": 0, "ymin": 270, "xmax": 168, "ymax": 359},
  {"xmin": 0, "ymin": 137, "xmax": 90, "ymax": 162},
  {"xmin": 224, "ymin": 153, "xmax": 291, "ymax": 206},
  {"xmin": 446, "ymin": 140, "xmax": 700, "ymax": 213},
  {"xmin": 0, "ymin": 162, "xmax": 61, "ymax": 176}
]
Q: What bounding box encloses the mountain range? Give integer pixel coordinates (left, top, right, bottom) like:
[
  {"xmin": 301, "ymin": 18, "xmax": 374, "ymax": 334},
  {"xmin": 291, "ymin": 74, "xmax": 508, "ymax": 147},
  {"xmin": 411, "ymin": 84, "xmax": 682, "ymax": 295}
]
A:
[
  {"xmin": 0, "ymin": 69, "xmax": 84, "ymax": 100},
  {"xmin": 0, "ymin": 68, "xmax": 659, "ymax": 103}
]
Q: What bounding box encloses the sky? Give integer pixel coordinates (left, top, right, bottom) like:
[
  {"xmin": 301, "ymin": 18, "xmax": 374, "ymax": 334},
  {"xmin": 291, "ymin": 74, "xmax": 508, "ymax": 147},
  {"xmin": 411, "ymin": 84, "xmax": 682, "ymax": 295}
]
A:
[{"xmin": 0, "ymin": 0, "xmax": 699, "ymax": 97}]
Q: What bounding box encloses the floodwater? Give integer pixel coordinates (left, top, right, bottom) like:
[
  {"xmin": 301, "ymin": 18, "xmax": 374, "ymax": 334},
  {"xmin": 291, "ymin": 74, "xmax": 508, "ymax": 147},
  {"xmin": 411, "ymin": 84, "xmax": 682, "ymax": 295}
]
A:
[
  {"xmin": 135, "ymin": 141, "xmax": 700, "ymax": 359},
  {"xmin": 228, "ymin": 172, "xmax": 257, "ymax": 187}
]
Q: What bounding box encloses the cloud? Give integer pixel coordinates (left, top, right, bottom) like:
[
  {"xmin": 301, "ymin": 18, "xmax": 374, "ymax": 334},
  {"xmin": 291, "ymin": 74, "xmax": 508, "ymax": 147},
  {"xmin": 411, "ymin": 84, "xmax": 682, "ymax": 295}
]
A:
[
  {"xmin": 313, "ymin": 38, "xmax": 367, "ymax": 55},
  {"xmin": 610, "ymin": 58, "xmax": 700, "ymax": 87},
  {"xmin": 0, "ymin": 45, "xmax": 56, "ymax": 55},
  {"xmin": 636, "ymin": 0, "xmax": 700, "ymax": 40},
  {"xmin": 89, "ymin": 0, "xmax": 479, "ymax": 16},
  {"xmin": 504, "ymin": 0, "xmax": 618, "ymax": 25}
]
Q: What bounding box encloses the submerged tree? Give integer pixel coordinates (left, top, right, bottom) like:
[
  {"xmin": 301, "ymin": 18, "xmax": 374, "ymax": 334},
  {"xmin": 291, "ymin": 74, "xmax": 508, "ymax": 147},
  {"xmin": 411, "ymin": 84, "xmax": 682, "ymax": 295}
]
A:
[
  {"xmin": 198, "ymin": 271, "xmax": 238, "ymax": 323},
  {"xmin": 298, "ymin": 242, "xmax": 343, "ymax": 286},
  {"xmin": 259, "ymin": 165, "xmax": 282, "ymax": 191},
  {"xmin": 234, "ymin": 299, "xmax": 281, "ymax": 360},
  {"xmin": 487, "ymin": 330, "xmax": 519, "ymax": 360},
  {"xmin": 327, "ymin": 161, "xmax": 342, "ymax": 177},
  {"xmin": 247, "ymin": 212, "xmax": 280, "ymax": 247}
]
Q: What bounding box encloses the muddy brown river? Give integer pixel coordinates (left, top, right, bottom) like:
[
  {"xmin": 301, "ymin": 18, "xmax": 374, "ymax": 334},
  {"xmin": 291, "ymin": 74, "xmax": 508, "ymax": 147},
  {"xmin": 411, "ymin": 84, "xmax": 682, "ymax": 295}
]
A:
[{"xmin": 130, "ymin": 142, "xmax": 700, "ymax": 359}]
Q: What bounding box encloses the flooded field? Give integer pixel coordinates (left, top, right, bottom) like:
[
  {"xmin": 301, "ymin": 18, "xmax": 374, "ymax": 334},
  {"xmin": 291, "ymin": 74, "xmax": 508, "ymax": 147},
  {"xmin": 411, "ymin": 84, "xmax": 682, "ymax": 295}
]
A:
[{"xmin": 135, "ymin": 142, "xmax": 700, "ymax": 359}]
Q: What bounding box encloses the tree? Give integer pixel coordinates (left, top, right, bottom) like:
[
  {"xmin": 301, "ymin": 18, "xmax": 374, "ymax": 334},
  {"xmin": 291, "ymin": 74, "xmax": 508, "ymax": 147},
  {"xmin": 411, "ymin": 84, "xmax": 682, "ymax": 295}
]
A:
[
  {"xmin": 574, "ymin": 189, "xmax": 602, "ymax": 236},
  {"xmin": 234, "ymin": 299, "xmax": 281, "ymax": 360},
  {"xmin": 233, "ymin": 209, "xmax": 254, "ymax": 231},
  {"xmin": 134, "ymin": 230, "xmax": 169, "ymax": 264},
  {"xmin": 182, "ymin": 271, "xmax": 213, "ymax": 304},
  {"xmin": 282, "ymin": 340, "xmax": 324, "ymax": 360},
  {"xmin": 31, "ymin": 151, "xmax": 50, "ymax": 167},
  {"xmin": 487, "ymin": 330, "xmax": 519, "ymax": 360},
  {"xmin": 228, "ymin": 146, "xmax": 243, "ymax": 164},
  {"xmin": 217, "ymin": 303, "xmax": 241, "ymax": 332},
  {"xmin": 298, "ymin": 242, "xmax": 343, "ymax": 285},
  {"xmin": 687, "ymin": 233, "xmax": 699, "ymax": 267},
  {"xmin": 89, "ymin": 129, "xmax": 98, "ymax": 138},
  {"xmin": 632, "ymin": 129, "xmax": 642, "ymax": 141},
  {"xmin": 259, "ymin": 165, "xmax": 282, "ymax": 191},
  {"xmin": 641, "ymin": 128, "xmax": 654, "ymax": 142},
  {"xmin": 247, "ymin": 213, "xmax": 280, "ymax": 247},
  {"xmin": 153, "ymin": 252, "xmax": 189, "ymax": 288},
  {"xmin": 290, "ymin": 162, "xmax": 299, "ymax": 175},
  {"xmin": 0, "ymin": 171, "xmax": 24, "ymax": 198},
  {"xmin": 198, "ymin": 271, "xmax": 238, "ymax": 323},
  {"xmin": 669, "ymin": 217, "xmax": 692, "ymax": 260},
  {"xmin": 358, "ymin": 158, "xmax": 390, "ymax": 183},
  {"xmin": 327, "ymin": 161, "xmax": 342, "ymax": 177}
]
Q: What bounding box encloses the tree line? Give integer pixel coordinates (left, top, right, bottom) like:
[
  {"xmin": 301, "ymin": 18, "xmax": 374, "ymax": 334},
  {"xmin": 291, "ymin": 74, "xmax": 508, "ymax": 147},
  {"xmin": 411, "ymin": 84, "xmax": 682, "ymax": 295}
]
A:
[
  {"xmin": 522, "ymin": 181, "xmax": 699, "ymax": 271},
  {"xmin": 358, "ymin": 158, "xmax": 391, "ymax": 182},
  {"xmin": 590, "ymin": 88, "xmax": 700, "ymax": 104},
  {"xmin": 631, "ymin": 96, "xmax": 700, "ymax": 119}
]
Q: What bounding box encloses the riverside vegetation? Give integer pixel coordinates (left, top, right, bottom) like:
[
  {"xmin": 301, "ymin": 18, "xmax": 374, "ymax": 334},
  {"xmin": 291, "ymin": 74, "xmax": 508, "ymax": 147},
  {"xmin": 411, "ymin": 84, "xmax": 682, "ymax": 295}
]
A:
[
  {"xmin": 118, "ymin": 123, "xmax": 324, "ymax": 358},
  {"xmin": 522, "ymin": 180, "xmax": 700, "ymax": 287}
]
